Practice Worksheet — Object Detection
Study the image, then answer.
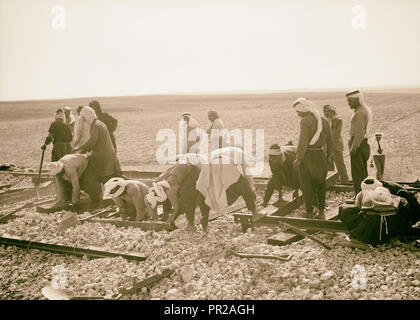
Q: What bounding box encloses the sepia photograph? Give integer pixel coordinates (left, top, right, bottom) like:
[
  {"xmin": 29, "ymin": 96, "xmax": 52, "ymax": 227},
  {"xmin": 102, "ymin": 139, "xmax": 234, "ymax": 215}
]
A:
[{"xmin": 0, "ymin": 0, "xmax": 419, "ymax": 308}]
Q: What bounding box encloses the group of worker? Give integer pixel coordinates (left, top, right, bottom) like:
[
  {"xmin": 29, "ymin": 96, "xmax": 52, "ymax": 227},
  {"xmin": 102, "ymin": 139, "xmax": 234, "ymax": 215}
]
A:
[
  {"xmin": 262, "ymin": 90, "xmax": 377, "ymax": 220},
  {"xmin": 43, "ymin": 89, "xmax": 383, "ymax": 231},
  {"xmin": 43, "ymin": 101, "xmax": 120, "ymax": 212}
]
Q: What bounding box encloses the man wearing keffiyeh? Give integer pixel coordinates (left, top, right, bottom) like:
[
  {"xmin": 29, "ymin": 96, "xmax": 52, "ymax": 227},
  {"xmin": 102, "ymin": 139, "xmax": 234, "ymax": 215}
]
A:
[
  {"xmin": 346, "ymin": 90, "xmax": 372, "ymax": 196},
  {"xmin": 292, "ymin": 98, "xmax": 333, "ymax": 219}
]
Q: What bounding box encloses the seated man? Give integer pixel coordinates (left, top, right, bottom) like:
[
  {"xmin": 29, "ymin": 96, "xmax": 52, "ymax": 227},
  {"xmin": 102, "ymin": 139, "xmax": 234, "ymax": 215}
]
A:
[
  {"xmin": 46, "ymin": 153, "xmax": 90, "ymax": 212},
  {"xmin": 196, "ymin": 146, "xmax": 265, "ymax": 232},
  {"xmin": 354, "ymin": 177, "xmax": 398, "ymax": 210},
  {"xmin": 263, "ymin": 144, "xmax": 299, "ymax": 207},
  {"xmin": 338, "ymin": 177, "xmax": 419, "ymax": 245},
  {"xmin": 104, "ymin": 178, "xmax": 155, "ymax": 221}
]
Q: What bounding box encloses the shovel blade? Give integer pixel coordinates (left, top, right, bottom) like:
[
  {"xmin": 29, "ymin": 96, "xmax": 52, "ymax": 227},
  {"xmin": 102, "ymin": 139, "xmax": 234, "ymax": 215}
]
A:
[
  {"xmin": 41, "ymin": 286, "xmax": 73, "ymax": 300},
  {"xmin": 57, "ymin": 213, "xmax": 81, "ymax": 233}
]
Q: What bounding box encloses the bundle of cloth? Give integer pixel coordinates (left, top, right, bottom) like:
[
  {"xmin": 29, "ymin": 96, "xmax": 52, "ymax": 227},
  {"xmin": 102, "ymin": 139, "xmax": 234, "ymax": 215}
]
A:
[{"xmin": 338, "ymin": 177, "xmax": 420, "ymax": 245}]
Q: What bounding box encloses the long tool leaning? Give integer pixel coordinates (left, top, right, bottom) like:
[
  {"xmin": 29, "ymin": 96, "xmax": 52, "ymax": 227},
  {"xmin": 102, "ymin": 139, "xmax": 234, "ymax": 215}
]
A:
[{"xmin": 35, "ymin": 148, "xmax": 46, "ymax": 200}]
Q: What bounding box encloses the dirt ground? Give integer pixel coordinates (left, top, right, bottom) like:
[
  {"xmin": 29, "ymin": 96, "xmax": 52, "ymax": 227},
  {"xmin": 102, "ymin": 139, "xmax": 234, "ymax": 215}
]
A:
[{"xmin": 1, "ymin": 90, "xmax": 419, "ymax": 181}]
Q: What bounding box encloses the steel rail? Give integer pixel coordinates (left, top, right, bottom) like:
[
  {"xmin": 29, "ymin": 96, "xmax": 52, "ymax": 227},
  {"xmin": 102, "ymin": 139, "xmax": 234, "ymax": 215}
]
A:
[{"xmin": 0, "ymin": 236, "xmax": 147, "ymax": 261}]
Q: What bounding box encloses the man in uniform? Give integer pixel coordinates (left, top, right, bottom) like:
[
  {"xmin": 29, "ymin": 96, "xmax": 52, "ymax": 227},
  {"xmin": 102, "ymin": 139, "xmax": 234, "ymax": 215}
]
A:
[
  {"xmin": 292, "ymin": 98, "xmax": 333, "ymax": 219},
  {"xmin": 346, "ymin": 90, "xmax": 372, "ymax": 195}
]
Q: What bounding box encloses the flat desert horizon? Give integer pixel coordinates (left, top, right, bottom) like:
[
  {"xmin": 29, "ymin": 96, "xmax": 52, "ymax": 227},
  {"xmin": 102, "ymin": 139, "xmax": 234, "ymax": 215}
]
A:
[{"xmin": 1, "ymin": 89, "xmax": 419, "ymax": 181}]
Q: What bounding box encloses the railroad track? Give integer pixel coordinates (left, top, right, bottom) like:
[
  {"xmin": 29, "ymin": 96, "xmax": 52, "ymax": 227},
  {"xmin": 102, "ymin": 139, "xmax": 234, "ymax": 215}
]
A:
[{"xmin": 1, "ymin": 168, "xmax": 418, "ymax": 260}]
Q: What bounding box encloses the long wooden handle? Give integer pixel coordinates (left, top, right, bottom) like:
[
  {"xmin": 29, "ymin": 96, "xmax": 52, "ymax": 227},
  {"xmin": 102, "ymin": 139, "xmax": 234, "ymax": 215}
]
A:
[
  {"xmin": 0, "ymin": 203, "xmax": 29, "ymax": 222},
  {"xmin": 37, "ymin": 149, "xmax": 45, "ymax": 186},
  {"xmin": 80, "ymin": 207, "xmax": 114, "ymax": 222},
  {"xmin": 231, "ymin": 251, "xmax": 292, "ymax": 261},
  {"xmin": 279, "ymin": 221, "xmax": 332, "ymax": 250}
]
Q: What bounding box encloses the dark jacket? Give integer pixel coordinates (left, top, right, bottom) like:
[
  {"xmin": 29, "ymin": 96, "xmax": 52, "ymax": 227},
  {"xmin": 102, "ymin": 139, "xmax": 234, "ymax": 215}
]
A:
[
  {"xmin": 78, "ymin": 119, "xmax": 121, "ymax": 179},
  {"xmin": 89, "ymin": 101, "xmax": 118, "ymax": 150},
  {"xmin": 268, "ymin": 146, "xmax": 299, "ymax": 189},
  {"xmin": 296, "ymin": 114, "xmax": 333, "ymax": 163},
  {"xmin": 45, "ymin": 120, "xmax": 72, "ymax": 145}
]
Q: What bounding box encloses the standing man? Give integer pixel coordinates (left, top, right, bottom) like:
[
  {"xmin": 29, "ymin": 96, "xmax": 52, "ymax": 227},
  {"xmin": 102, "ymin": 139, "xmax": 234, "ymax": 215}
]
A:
[
  {"xmin": 42, "ymin": 109, "xmax": 72, "ymax": 161},
  {"xmin": 206, "ymin": 110, "xmax": 225, "ymax": 150},
  {"xmin": 181, "ymin": 112, "xmax": 200, "ymax": 153},
  {"xmin": 292, "ymin": 98, "xmax": 333, "ymax": 219},
  {"xmin": 322, "ymin": 105, "xmax": 350, "ymax": 184},
  {"xmin": 63, "ymin": 107, "xmax": 76, "ymax": 132},
  {"xmin": 72, "ymin": 106, "xmax": 121, "ymax": 210},
  {"xmin": 89, "ymin": 100, "xmax": 118, "ymax": 152},
  {"xmin": 371, "ymin": 132, "xmax": 386, "ymax": 180},
  {"xmin": 346, "ymin": 90, "xmax": 372, "ymax": 196}
]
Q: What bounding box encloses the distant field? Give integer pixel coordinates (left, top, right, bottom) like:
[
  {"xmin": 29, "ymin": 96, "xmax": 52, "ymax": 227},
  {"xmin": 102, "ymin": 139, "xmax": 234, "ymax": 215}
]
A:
[{"xmin": 0, "ymin": 91, "xmax": 419, "ymax": 181}]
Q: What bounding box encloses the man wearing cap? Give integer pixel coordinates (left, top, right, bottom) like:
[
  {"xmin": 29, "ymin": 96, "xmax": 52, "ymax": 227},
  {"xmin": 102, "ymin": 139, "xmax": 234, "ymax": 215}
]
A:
[
  {"xmin": 181, "ymin": 112, "xmax": 200, "ymax": 153},
  {"xmin": 346, "ymin": 90, "xmax": 372, "ymax": 195},
  {"xmin": 42, "ymin": 109, "xmax": 73, "ymax": 161},
  {"xmin": 206, "ymin": 110, "xmax": 225, "ymax": 150},
  {"xmin": 370, "ymin": 132, "xmax": 386, "ymax": 181},
  {"xmin": 292, "ymin": 98, "xmax": 333, "ymax": 219},
  {"xmin": 323, "ymin": 105, "xmax": 350, "ymax": 184},
  {"xmin": 46, "ymin": 153, "xmax": 90, "ymax": 212},
  {"xmin": 263, "ymin": 144, "xmax": 299, "ymax": 207},
  {"xmin": 104, "ymin": 178, "xmax": 155, "ymax": 221},
  {"xmin": 63, "ymin": 107, "xmax": 76, "ymax": 132}
]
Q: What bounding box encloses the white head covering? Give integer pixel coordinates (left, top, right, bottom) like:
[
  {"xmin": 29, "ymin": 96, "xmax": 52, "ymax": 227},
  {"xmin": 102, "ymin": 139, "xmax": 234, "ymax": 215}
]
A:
[
  {"xmin": 361, "ymin": 176, "xmax": 383, "ymax": 191},
  {"xmin": 346, "ymin": 90, "xmax": 373, "ymax": 135},
  {"xmin": 145, "ymin": 181, "xmax": 169, "ymax": 208},
  {"xmin": 79, "ymin": 106, "xmax": 97, "ymax": 126},
  {"xmin": 293, "ymin": 97, "xmax": 322, "ymax": 145},
  {"xmin": 103, "ymin": 177, "xmax": 127, "ymax": 199},
  {"xmin": 47, "ymin": 162, "xmax": 64, "ymax": 176},
  {"xmin": 72, "ymin": 106, "xmax": 95, "ymax": 149},
  {"xmin": 361, "ymin": 187, "xmax": 398, "ymax": 209}
]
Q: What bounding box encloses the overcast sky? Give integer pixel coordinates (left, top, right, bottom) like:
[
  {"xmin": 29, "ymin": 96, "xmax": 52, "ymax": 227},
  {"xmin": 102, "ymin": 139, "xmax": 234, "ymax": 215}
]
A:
[{"xmin": 1, "ymin": 0, "xmax": 419, "ymax": 101}]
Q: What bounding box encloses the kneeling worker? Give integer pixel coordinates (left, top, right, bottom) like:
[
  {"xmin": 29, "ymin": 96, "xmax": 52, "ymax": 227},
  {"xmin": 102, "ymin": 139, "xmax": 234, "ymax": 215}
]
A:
[{"xmin": 104, "ymin": 177, "xmax": 156, "ymax": 221}]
